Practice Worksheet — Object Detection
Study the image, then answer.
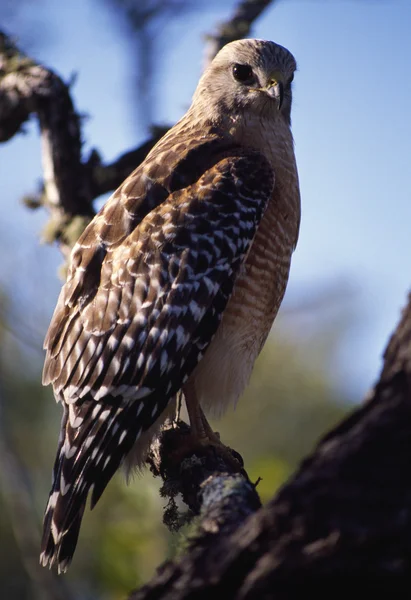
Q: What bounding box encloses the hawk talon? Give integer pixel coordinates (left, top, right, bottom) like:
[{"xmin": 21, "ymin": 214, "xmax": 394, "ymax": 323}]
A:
[
  {"xmin": 182, "ymin": 430, "xmax": 243, "ymax": 473},
  {"xmin": 203, "ymin": 437, "xmax": 244, "ymax": 472}
]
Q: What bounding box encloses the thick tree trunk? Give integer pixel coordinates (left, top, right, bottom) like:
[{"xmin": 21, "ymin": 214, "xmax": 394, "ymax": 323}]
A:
[{"xmin": 130, "ymin": 293, "xmax": 411, "ymax": 598}]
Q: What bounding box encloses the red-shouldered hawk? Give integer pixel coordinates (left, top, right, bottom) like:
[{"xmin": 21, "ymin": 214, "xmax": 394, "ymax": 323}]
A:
[{"xmin": 40, "ymin": 38, "xmax": 300, "ymax": 572}]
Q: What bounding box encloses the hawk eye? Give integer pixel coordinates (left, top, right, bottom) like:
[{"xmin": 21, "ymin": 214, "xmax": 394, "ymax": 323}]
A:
[{"xmin": 232, "ymin": 63, "xmax": 254, "ymax": 83}]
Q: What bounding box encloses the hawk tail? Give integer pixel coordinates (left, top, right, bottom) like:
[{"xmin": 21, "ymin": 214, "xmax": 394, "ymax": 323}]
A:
[{"xmin": 40, "ymin": 398, "xmax": 140, "ymax": 572}]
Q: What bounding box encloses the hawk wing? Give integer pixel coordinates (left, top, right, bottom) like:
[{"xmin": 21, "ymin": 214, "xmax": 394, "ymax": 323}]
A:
[
  {"xmin": 44, "ymin": 141, "xmax": 275, "ymax": 409},
  {"xmin": 41, "ymin": 138, "xmax": 275, "ymax": 571}
]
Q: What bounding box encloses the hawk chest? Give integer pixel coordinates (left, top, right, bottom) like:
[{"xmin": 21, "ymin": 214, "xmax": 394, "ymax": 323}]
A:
[
  {"xmin": 224, "ymin": 182, "xmax": 298, "ymax": 345},
  {"xmin": 191, "ymin": 165, "xmax": 300, "ymax": 416}
]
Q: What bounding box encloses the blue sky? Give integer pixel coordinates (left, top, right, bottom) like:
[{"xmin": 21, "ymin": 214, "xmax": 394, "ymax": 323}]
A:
[{"xmin": 1, "ymin": 0, "xmax": 410, "ymax": 397}]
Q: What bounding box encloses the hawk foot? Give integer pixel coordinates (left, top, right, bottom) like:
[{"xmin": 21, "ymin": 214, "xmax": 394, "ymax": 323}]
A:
[{"xmin": 192, "ymin": 433, "xmax": 244, "ymax": 472}]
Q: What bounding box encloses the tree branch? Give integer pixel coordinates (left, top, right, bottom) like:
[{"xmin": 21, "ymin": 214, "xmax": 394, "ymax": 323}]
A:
[
  {"xmin": 0, "ymin": 31, "xmax": 93, "ymax": 256},
  {"xmin": 0, "ymin": 31, "xmax": 170, "ymax": 258},
  {"xmin": 145, "ymin": 420, "xmax": 261, "ymax": 533},
  {"xmin": 129, "ymin": 292, "xmax": 411, "ymax": 598},
  {"xmin": 87, "ymin": 126, "xmax": 169, "ymax": 198}
]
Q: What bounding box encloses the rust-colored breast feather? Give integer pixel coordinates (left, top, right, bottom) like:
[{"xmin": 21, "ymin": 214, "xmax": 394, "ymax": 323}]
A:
[{"xmin": 190, "ymin": 124, "xmax": 301, "ymax": 416}]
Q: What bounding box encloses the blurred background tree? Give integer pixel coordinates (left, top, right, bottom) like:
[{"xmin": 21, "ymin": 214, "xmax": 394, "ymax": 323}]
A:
[{"xmin": 1, "ymin": 0, "xmax": 410, "ymax": 598}]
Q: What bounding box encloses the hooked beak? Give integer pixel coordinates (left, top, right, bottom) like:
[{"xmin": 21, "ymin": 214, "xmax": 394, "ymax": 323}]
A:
[{"xmin": 265, "ymin": 80, "xmax": 284, "ymax": 110}]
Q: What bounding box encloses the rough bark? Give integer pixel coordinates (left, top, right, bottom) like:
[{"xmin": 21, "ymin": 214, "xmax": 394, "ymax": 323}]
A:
[{"xmin": 129, "ymin": 294, "xmax": 411, "ymax": 598}]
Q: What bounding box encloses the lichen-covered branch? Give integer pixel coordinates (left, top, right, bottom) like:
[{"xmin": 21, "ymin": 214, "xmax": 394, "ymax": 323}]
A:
[
  {"xmin": 130, "ymin": 292, "xmax": 411, "ymax": 598},
  {"xmin": 0, "ymin": 31, "xmax": 169, "ymax": 258},
  {"xmin": 145, "ymin": 421, "xmax": 261, "ymax": 534},
  {"xmin": 205, "ymin": 0, "xmax": 276, "ymax": 65},
  {"xmin": 0, "ymin": 31, "xmax": 93, "ymax": 256}
]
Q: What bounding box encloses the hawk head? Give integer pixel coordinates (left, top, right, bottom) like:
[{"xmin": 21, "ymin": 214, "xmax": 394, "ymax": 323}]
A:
[{"xmin": 192, "ymin": 39, "xmax": 297, "ymax": 125}]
